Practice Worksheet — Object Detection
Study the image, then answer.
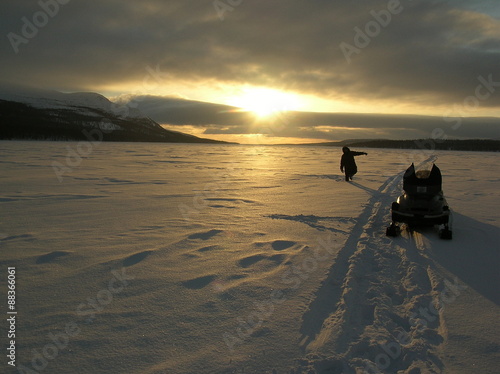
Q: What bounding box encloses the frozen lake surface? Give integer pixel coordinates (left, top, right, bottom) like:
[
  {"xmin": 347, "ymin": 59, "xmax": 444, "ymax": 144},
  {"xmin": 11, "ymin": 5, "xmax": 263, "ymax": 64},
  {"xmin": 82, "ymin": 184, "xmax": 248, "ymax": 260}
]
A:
[{"xmin": 1, "ymin": 141, "xmax": 499, "ymax": 373}]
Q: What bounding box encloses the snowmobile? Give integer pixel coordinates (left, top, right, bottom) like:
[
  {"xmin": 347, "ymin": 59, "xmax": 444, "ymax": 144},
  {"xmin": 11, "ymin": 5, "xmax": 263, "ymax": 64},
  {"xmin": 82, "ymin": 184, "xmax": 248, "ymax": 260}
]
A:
[{"xmin": 386, "ymin": 163, "xmax": 452, "ymax": 239}]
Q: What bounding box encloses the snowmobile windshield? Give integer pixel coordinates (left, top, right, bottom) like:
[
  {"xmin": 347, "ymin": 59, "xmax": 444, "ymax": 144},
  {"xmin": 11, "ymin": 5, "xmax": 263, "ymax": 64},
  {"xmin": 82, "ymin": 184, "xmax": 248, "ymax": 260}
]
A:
[{"xmin": 403, "ymin": 164, "xmax": 442, "ymax": 195}]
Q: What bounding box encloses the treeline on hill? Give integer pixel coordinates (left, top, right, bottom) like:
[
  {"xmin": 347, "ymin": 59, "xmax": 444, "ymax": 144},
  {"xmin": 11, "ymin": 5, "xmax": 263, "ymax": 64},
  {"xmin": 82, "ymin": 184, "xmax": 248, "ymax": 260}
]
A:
[
  {"xmin": 0, "ymin": 100, "xmax": 227, "ymax": 143},
  {"xmin": 308, "ymin": 138, "xmax": 500, "ymax": 152},
  {"xmin": 344, "ymin": 139, "xmax": 500, "ymax": 152}
]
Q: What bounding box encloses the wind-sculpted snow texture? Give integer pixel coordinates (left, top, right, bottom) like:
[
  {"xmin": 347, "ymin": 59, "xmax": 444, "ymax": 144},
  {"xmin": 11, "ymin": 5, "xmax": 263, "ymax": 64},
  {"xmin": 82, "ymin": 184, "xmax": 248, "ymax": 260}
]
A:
[{"xmin": 0, "ymin": 142, "xmax": 498, "ymax": 374}]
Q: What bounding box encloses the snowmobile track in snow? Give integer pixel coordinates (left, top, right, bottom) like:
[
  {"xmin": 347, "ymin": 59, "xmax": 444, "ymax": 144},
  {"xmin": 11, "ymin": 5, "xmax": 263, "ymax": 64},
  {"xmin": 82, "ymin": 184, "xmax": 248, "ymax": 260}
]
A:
[{"xmin": 296, "ymin": 156, "xmax": 450, "ymax": 373}]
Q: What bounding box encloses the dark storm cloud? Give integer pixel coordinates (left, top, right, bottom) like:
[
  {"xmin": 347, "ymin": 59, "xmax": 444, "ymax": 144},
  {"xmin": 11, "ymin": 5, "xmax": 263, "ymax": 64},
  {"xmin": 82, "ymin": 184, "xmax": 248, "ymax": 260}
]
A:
[
  {"xmin": 1, "ymin": 0, "xmax": 500, "ymax": 108},
  {"xmin": 126, "ymin": 95, "xmax": 499, "ymax": 141}
]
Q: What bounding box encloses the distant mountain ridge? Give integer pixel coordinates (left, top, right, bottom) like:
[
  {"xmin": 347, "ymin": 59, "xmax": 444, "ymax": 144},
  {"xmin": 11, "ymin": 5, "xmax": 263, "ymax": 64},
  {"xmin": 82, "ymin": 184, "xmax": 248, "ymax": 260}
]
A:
[
  {"xmin": 0, "ymin": 85, "xmax": 231, "ymax": 143},
  {"xmin": 303, "ymin": 138, "xmax": 500, "ymax": 152}
]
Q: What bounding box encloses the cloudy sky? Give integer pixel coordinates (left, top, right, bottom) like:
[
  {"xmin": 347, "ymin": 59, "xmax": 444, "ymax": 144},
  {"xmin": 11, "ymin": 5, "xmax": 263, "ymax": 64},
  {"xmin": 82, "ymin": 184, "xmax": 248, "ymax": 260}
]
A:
[{"xmin": 1, "ymin": 0, "xmax": 499, "ymax": 143}]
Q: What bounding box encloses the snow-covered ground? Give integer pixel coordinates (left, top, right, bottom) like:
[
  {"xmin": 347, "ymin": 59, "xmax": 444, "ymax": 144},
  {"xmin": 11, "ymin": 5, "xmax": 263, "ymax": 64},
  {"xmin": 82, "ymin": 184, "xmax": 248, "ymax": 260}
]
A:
[{"xmin": 0, "ymin": 141, "xmax": 498, "ymax": 374}]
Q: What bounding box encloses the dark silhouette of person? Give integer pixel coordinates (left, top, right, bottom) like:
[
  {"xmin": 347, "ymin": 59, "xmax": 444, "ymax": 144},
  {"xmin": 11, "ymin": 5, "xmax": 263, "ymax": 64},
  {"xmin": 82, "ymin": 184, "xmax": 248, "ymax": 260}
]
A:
[{"xmin": 340, "ymin": 146, "xmax": 368, "ymax": 181}]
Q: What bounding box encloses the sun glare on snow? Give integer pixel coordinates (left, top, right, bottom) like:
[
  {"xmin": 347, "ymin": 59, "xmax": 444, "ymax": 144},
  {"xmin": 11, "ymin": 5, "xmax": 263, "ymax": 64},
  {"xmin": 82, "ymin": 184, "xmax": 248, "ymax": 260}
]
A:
[{"xmin": 228, "ymin": 87, "xmax": 302, "ymax": 118}]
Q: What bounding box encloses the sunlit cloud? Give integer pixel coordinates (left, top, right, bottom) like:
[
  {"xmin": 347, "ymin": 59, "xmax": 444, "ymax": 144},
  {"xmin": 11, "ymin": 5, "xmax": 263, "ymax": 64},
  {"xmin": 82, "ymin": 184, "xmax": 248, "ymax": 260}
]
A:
[
  {"xmin": 225, "ymin": 86, "xmax": 303, "ymax": 118},
  {"xmin": 1, "ymin": 0, "xmax": 499, "ymax": 142}
]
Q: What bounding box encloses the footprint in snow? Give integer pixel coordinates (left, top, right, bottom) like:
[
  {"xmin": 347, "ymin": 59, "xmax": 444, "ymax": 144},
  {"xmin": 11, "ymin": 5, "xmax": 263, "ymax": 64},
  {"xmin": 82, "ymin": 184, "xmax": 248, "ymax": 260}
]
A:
[
  {"xmin": 238, "ymin": 253, "xmax": 287, "ymax": 269},
  {"xmin": 36, "ymin": 251, "xmax": 71, "ymax": 264},
  {"xmin": 271, "ymin": 240, "xmax": 296, "ymax": 251},
  {"xmin": 238, "ymin": 254, "xmax": 267, "ymax": 268},
  {"xmin": 123, "ymin": 250, "xmax": 153, "ymax": 267},
  {"xmin": 181, "ymin": 275, "xmax": 216, "ymax": 289},
  {"xmin": 197, "ymin": 245, "xmax": 219, "ymax": 253},
  {"xmin": 188, "ymin": 229, "xmax": 223, "ymax": 240}
]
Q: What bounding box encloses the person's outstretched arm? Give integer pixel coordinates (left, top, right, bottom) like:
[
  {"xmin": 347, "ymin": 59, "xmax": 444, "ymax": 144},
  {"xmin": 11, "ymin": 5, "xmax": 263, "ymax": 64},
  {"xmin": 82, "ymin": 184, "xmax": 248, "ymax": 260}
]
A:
[{"xmin": 352, "ymin": 151, "xmax": 368, "ymax": 156}]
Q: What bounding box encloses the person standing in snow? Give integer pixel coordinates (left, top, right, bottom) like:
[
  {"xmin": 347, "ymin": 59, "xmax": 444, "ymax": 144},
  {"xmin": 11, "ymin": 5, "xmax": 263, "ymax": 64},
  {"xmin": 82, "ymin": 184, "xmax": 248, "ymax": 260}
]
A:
[{"xmin": 340, "ymin": 146, "xmax": 368, "ymax": 181}]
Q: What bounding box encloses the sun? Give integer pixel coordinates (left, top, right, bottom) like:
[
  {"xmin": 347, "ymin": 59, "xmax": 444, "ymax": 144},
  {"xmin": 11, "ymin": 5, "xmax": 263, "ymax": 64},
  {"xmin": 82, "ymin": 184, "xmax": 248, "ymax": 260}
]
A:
[{"xmin": 228, "ymin": 87, "xmax": 302, "ymax": 118}]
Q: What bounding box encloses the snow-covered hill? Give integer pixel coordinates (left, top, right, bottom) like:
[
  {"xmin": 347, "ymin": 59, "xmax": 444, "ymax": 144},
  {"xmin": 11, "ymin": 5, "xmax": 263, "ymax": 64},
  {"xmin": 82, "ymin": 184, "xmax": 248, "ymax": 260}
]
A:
[
  {"xmin": 0, "ymin": 84, "xmax": 228, "ymax": 143},
  {"xmin": 0, "ymin": 83, "xmax": 143, "ymax": 117}
]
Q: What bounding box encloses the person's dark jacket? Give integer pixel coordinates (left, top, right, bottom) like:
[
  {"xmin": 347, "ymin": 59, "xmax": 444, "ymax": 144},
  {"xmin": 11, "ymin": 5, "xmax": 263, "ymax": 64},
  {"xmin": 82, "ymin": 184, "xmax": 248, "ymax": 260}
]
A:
[{"xmin": 340, "ymin": 148, "xmax": 367, "ymax": 175}]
